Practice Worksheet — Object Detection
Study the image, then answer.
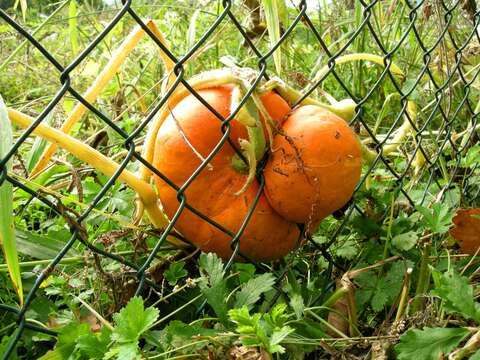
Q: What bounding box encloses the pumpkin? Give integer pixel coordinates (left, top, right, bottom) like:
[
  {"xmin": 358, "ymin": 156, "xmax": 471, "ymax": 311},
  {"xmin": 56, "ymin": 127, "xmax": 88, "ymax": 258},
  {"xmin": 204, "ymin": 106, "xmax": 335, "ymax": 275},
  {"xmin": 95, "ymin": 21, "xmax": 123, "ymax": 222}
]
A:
[
  {"xmin": 152, "ymin": 87, "xmax": 362, "ymax": 261},
  {"xmin": 152, "ymin": 85, "xmax": 300, "ymax": 261},
  {"xmin": 264, "ymin": 105, "xmax": 362, "ymax": 228}
]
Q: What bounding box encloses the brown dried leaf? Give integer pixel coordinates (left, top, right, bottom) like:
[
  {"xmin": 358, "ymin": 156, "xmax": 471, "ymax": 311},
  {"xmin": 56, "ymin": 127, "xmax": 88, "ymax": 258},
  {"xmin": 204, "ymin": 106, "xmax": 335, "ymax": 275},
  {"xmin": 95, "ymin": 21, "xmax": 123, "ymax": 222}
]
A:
[{"xmin": 449, "ymin": 208, "xmax": 480, "ymax": 255}]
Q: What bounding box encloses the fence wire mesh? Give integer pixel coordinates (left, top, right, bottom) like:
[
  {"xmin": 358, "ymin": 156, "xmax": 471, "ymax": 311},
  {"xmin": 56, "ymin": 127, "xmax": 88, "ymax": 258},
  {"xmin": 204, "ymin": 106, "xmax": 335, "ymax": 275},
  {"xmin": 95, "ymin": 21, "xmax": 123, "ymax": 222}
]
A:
[{"xmin": 0, "ymin": 0, "xmax": 479, "ymax": 358}]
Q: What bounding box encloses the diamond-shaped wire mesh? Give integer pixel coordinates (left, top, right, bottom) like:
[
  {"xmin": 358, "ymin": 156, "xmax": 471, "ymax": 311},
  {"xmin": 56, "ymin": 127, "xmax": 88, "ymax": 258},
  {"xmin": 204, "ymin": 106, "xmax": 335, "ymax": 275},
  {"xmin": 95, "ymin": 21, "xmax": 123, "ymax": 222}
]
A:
[{"xmin": 0, "ymin": 0, "xmax": 479, "ymax": 358}]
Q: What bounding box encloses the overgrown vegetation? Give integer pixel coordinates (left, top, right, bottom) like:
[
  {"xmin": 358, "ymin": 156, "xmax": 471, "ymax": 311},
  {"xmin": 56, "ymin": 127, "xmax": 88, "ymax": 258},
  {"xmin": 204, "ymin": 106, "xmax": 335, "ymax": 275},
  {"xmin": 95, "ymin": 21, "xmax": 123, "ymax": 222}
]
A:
[{"xmin": 0, "ymin": 0, "xmax": 479, "ymax": 359}]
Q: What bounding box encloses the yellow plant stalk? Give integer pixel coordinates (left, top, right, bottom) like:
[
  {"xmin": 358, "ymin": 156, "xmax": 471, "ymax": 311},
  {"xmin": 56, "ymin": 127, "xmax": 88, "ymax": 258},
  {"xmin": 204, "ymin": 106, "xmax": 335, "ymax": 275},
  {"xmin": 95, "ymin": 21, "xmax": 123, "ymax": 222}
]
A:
[
  {"xmin": 30, "ymin": 19, "xmax": 174, "ymax": 177},
  {"xmin": 8, "ymin": 109, "xmax": 172, "ymax": 232}
]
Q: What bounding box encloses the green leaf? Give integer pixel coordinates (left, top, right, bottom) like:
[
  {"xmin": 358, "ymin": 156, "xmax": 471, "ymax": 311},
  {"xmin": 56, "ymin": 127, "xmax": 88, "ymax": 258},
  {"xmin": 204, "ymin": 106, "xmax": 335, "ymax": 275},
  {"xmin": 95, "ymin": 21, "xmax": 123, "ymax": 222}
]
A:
[
  {"xmin": 0, "ymin": 95, "xmax": 22, "ymax": 305},
  {"xmin": 75, "ymin": 327, "xmax": 111, "ymax": 359},
  {"xmin": 234, "ymin": 263, "xmax": 256, "ymax": 284},
  {"xmin": 336, "ymin": 239, "xmax": 358, "ymax": 259},
  {"xmin": 264, "ymin": 303, "xmax": 289, "ymax": 328},
  {"xmin": 431, "ymin": 269, "xmax": 480, "ymax": 322},
  {"xmin": 104, "ymin": 342, "xmax": 140, "ymax": 360},
  {"xmin": 289, "ymin": 293, "xmax": 304, "ymax": 320},
  {"xmin": 234, "ymin": 273, "xmax": 275, "ymax": 309},
  {"xmin": 470, "ymin": 349, "xmax": 480, "ymax": 360},
  {"xmin": 416, "ymin": 203, "xmax": 453, "ymax": 234},
  {"xmin": 199, "ymin": 252, "xmax": 224, "ymax": 287},
  {"xmin": 25, "ymin": 112, "xmax": 53, "ymax": 172},
  {"xmin": 261, "ymin": 0, "xmax": 284, "ymax": 75},
  {"xmin": 112, "ymin": 297, "xmax": 159, "ymax": 343},
  {"xmin": 392, "ymin": 231, "xmax": 418, "ymax": 251},
  {"xmin": 69, "ymin": 0, "xmax": 79, "ymax": 54},
  {"xmin": 198, "ymin": 253, "xmax": 229, "ymax": 324},
  {"xmin": 268, "ymin": 326, "xmax": 294, "ymax": 354},
  {"xmin": 15, "ymin": 229, "xmax": 78, "ymax": 260},
  {"xmin": 164, "ymin": 261, "xmax": 188, "ymax": 286},
  {"xmin": 39, "ymin": 322, "xmax": 90, "ymax": 360},
  {"xmin": 395, "ymin": 327, "xmax": 469, "ymax": 360}
]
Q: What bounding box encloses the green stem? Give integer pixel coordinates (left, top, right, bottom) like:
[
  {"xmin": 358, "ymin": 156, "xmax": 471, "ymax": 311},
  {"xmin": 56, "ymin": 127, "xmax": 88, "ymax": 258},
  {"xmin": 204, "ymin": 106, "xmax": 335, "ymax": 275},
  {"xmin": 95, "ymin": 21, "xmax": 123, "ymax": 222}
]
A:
[{"xmin": 411, "ymin": 243, "xmax": 431, "ymax": 313}]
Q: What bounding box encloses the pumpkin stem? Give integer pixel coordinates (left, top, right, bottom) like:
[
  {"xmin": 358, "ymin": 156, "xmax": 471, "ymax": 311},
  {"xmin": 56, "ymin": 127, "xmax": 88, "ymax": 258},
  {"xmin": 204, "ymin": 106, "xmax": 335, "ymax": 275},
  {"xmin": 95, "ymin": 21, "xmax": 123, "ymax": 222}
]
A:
[{"xmin": 260, "ymin": 78, "xmax": 357, "ymax": 121}]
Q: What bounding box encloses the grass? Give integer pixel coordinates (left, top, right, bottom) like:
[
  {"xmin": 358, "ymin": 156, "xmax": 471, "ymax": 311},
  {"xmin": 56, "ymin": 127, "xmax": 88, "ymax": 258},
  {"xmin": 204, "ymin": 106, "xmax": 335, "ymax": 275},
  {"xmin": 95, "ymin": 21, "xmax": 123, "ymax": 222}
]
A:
[{"xmin": 0, "ymin": 0, "xmax": 479, "ymax": 359}]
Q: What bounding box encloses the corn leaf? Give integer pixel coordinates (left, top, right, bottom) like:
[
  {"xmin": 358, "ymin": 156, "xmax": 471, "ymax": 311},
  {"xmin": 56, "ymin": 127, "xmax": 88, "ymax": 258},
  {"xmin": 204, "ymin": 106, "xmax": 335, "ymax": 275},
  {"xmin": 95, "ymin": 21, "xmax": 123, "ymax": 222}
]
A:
[
  {"xmin": 261, "ymin": 0, "xmax": 284, "ymax": 75},
  {"xmin": 0, "ymin": 95, "xmax": 23, "ymax": 305}
]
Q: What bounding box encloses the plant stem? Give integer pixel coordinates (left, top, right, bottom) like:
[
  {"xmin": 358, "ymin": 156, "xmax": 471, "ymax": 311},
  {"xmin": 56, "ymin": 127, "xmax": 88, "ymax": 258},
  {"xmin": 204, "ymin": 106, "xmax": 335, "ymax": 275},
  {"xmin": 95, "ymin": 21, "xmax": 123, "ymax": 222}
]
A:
[
  {"xmin": 411, "ymin": 243, "xmax": 431, "ymax": 313},
  {"xmin": 394, "ymin": 267, "xmax": 413, "ymax": 323},
  {"xmin": 7, "ymin": 109, "xmax": 171, "ymax": 231}
]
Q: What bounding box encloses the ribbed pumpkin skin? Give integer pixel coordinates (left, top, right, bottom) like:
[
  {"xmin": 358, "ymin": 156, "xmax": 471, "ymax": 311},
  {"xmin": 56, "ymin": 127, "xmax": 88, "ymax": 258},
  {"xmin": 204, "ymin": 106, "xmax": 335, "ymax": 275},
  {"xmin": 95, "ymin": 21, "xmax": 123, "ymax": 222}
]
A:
[
  {"xmin": 152, "ymin": 86, "xmax": 299, "ymax": 261},
  {"xmin": 263, "ymin": 105, "xmax": 362, "ymax": 227}
]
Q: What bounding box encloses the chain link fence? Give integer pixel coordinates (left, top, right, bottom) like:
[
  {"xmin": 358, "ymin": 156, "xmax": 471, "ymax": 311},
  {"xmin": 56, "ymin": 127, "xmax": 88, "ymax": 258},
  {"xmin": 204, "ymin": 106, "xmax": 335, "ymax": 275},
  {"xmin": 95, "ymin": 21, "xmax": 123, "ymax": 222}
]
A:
[{"xmin": 0, "ymin": 0, "xmax": 479, "ymax": 358}]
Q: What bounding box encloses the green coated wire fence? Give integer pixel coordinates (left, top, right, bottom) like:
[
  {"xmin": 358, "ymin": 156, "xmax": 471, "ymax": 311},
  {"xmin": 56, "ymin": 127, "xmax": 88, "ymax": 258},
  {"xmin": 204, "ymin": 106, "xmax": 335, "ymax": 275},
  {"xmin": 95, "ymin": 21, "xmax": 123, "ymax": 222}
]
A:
[{"xmin": 0, "ymin": 0, "xmax": 479, "ymax": 358}]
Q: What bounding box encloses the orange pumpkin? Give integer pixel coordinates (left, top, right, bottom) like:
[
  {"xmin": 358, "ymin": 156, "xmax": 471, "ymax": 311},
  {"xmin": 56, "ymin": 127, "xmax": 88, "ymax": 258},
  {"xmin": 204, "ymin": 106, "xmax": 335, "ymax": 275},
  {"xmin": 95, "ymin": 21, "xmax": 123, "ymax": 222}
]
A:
[
  {"xmin": 264, "ymin": 105, "xmax": 362, "ymax": 228},
  {"xmin": 152, "ymin": 86, "xmax": 300, "ymax": 261}
]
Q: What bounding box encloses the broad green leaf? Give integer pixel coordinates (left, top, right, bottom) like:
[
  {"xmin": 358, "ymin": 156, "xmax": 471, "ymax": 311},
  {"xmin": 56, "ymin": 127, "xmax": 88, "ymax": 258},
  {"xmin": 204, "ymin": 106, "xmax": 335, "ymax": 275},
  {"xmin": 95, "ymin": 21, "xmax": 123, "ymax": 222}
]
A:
[
  {"xmin": 112, "ymin": 297, "xmax": 159, "ymax": 343},
  {"xmin": 234, "ymin": 273, "xmax": 275, "ymax": 309},
  {"xmin": 395, "ymin": 327, "xmax": 469, "ymax": 360},
  {"xmin": 15, "ymin": 229, "xmax": 77, "ymax": 260},
  {"xmin": 431, "ymin": 269, "xmax": 480, "ymax": 322},
  {"xmin": 75, "ymin": 327, "xmax": 111, "ymax": 359},
  {"xmin": 164, "ymin": 261, "xmax": 188, "ymax": 286},
  {"xmin": 392, "ymin": 231, "xmax": 418, "ymax": 251},
  {"xmin": 39, "ymin": 322, "xmax": 90, "ymax": 360},
  {"xmin": 0, "ymin": 95, "xmax": 22, "ymax": 305},
  {"xmin": 261, "ymin": 0, "xmax": 284, "ymax": 75},
  {"xmin": 416, "ymin": 203, "xmax": 453, "ymax": 234}
]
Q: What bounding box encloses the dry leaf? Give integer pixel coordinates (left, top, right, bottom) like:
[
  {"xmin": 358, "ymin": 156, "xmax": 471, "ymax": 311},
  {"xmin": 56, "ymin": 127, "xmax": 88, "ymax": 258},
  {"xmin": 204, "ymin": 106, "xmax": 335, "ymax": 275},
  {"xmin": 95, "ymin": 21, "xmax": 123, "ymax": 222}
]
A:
[{"xmin": 450, "ymin": 208, "xmax": 480, "ymax": 255}]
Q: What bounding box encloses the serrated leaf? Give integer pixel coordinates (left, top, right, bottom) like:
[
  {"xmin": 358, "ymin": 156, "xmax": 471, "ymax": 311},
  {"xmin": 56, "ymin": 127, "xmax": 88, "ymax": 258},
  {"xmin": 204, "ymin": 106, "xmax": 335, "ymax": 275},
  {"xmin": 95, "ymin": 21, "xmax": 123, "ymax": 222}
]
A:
[
  {"xmin": 75, "ymin": 327, "xmax": 111, "ymax": 359},
  {"xmin": 416, "ymin": 203, "xmax": 453, "ymax": 234},
  {"xmin": 431, "ymin": 269, "xmax": 480, "ymax": 322},
  {"xmin": 336, "ymin": 239, "xmax": 358, "ymax": 259},
  {"xmin": 234, "ymin": 273, "xmax": 275, "ymax": 309},
  {"xmin": 198, "ymin": 253, "xmax": 229, "ymax": 324},
  {"xmin": 104, "ymin": 342, "xmax": 140, "ymax": 360},
  {"xmin": 289, "ymin": 293, "xmax": 304, "ymax": 320},
  {"xmin": 392, "ymin": 231, "xmax": 418, "ymax": 251},
  {"xmin": 112, "ymin": 297, "xmax": 159, "ymax": 343},
  {"xmin": 268, "ymin": 326, "xmax": 294, "ymax": 354},
  {"xmin": 39, "ymin": 322, "xmax": 90, "ymax": 360},
  {"xmin": 395, "ymin": 327, "xmax": 469, "ymax": 360},
  {"xmin": 0, "ymin": 95, "xmax": 22, "ymax": 305},
  {"xmin": 164, "ymin": 261, "xmax": 188, "ymax": 286},
  {"xmin": 199, "ymin": 252, "xmax": 224, "ymax": 287}
]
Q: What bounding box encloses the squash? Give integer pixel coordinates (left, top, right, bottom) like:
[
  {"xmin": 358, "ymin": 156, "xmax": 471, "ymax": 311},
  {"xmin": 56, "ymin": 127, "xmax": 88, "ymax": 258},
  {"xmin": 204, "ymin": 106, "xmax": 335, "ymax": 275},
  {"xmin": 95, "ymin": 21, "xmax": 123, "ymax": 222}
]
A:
[{"xmin": 152, "ymin": 85, "xmax": 300, "ymax": 261}]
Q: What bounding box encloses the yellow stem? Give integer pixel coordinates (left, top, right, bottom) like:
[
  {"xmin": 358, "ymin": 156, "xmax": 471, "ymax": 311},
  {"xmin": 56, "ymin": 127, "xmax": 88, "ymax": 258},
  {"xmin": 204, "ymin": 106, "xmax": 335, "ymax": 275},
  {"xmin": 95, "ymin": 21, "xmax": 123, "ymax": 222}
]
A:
[
  {"xmin": 313, "ymin": 53, "xmax": 405, "ymax": 84},
  {"xmin": 8, "ymin": 109, "xmax": 170, "ymax": 231},
  {"xmin": 30, "ymin": 19, "xmax": 174, "ymax": 178}
]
